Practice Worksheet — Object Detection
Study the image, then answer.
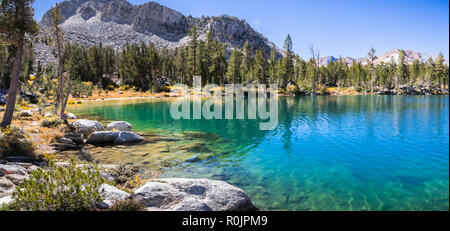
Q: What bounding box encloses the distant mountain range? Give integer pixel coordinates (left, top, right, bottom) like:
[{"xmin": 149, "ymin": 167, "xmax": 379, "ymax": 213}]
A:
[
  {"xmin": 318, "ymin": 49, "xmax": 443, "ymax": 67},
  {"xmin": 35, "ymin": 0, "xmax": 447, "ymax": 66}
]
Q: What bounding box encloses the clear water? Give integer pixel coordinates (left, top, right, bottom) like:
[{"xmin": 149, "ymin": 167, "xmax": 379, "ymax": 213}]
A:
[{"xmin": 69, "ymin": 96, "xmax": 449, "ymax": 211}]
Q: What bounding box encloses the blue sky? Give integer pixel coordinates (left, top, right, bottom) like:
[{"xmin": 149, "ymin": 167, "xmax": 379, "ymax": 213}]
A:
[{"xmin": 33, "ymin": 0, "xmax": 449, "ymax": 59}]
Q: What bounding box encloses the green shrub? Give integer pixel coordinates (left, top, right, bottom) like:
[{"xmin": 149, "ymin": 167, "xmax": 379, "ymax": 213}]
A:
[
  {"xmin": 41, "ymin": 116, "xmax": 64, "ymax": 128},
  {"xmin": 0, "ymin": 126, "xmax": 35, "ymax": 158},
  {"xmin": 71, "ymin": 80, "xmax": 94, "ymax": 98},
  {"xmin": 2, "ymin": 159, "xmax": 105, "ymax": 211},
  {"xmin": 107, "ymin": 198, "xmax": 146, "ymax": 211}
]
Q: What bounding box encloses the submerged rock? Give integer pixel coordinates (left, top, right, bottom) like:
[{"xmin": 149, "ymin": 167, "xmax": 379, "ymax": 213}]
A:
[
  {"xmin": 134, "ymin": 178, "xmax": 257, "ymax": 211},
  {"xmin": 106, "ymin": 121, "xmax": 132, "ymax": 132},
  {"xmin": 185, "ymin": 155, "xmax": 201, "ymax": 163},
  {"xmin": 72, "ymin": 120, "xmax": 105, "ymax": 137},
  {"xmin": 86, "ymin": 131, "xmax": 144, "ymax": 145}
]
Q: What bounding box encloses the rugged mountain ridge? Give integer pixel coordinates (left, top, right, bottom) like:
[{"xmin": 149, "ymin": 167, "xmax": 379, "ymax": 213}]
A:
[
  {"xmin": 36, "ymin": 0, "xmax": 446, "ymax": 67},
  {"xmin": 37, "ymin": 0, "xmax": 280, "ymax": 63}
]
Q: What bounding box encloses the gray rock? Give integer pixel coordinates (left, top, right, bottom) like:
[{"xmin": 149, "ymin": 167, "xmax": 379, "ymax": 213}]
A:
[
  {"xmin": 0, "ymin": 89, "xmax": 7, "ymax": 105},
  {"xmin": 0, "ymin": 164, "xmax": 28, "ymax": 176},
  {"xmin": 98, "ymin": 184, "xmax": 131, "ymax": 209},
  {"xmin": 79, "ymin": 4, "xmax": 97, "ymax": 20},
  {"xmin": 106, "ymin": 121, "xmax": 132, "ymax": 132},
  {"xmin": 51, "ymin": 143, "xmax": 79, "ymax": 151},
  {"xmin": 0, "ymin": 178, "xmax": 15, "ymax": 196},
  {"xmin": 65, "ymin": 133, "xmax": 85, "ymax": 145},
  {"xmin": 134, "ymin": 178, "xmax": 257, "ymax": 211},
  {"xmin": 56, "ymin": 137, "xmax": 77, "ymax": 145},
  {"xmin": 5, "ymin": 174, "xmax": 29, "ymax": 185},
  {"xmin": 36, "ymin": 0, "xmax": 282, "ymax": 66},
  {"xmin": 185, "ymin": 155, "xmax": 201, "ymax": 163},
  {"xmin": 0, "ymin": 196, "xmax": 13, "ymax": 206},
  {"xmin": 19, "ymin": 110, "xmax": 33, "ymax": 117},
  {"xmin": 27, "ymin": 165, "xmax": 42, "ymax": 174},
  {"xmin": 64, "ymin": 113, "xmax": 77, "ymax": 119},
  {"xmin": 72, "ymin": 119, "xmax": 105, "ymax": 137},
  {"xmin": 44, "ymin": 112, "xmax": 54, "ymax": 118},
  {"xmin": 87, "ymin": 131, "xmax": 144, "ymax": 145}
]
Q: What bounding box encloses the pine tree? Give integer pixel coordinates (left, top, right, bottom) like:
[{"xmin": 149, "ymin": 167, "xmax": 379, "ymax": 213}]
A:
[
  {"xmin": 395, "ymin": 50, "xmax": 409, "ymax": 88},
  {"xmin": 268, "ymin": 49, "xmax": 278, "ymax": 84},
  {"xmin": 281, "ymin": 34, "xmax": 294, "ymax": 89},
  {"xmin": 209, "ymin": 41, "xmax": 227, "ymax": 85},
  {"xmin": 367, "ymin": 47, "xmax": 377, "ymax": 92},
  {"xmin": 174, "ymin": 48, "xmax": 186, "ymax": 84},
  {"xmin": 0, "ymin": 43, "xmax": 9, "ymax": 88},
  {"xmin": 433, "ymin": 52, "xmax": 447, "ymax": 88},
  {"xmin": 0, "ymin": 0, "xmax": 38, "ymax": 128},
  {"xmin": 187, "ymin": 26, "xmax": 199, "ymax": 85},
  {"xmin": 226, "ymin": 48, "xmax": 241, "ymax": 84},
  {"xmin": 253, "ymin": 48, "xmax": 268, "ymax": 84},
  {"xmin": 409, "ymin": 60, "xmax": 420, "ymax": 86},
  {"xmin": 240, "ymin": 40, "xmax": 253, "ymax": 83}
]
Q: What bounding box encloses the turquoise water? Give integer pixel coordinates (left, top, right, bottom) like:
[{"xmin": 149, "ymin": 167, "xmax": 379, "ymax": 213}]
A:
[{"xmin": 70, "ymin": 96, "xmax": 449, "ymax": 211}]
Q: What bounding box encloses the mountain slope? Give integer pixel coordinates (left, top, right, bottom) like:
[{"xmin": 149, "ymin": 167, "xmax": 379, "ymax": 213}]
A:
[
  {"xmin": 371, "ymin": 49, "xmax": 431, "ymax": 65},
  {"xmin": 37, "ymin": 0, "xmax": 281, "ymax": 64}
]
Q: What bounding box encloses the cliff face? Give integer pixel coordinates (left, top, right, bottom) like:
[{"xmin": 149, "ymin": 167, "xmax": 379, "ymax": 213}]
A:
[{"xmin": 38, "ymin": 0, "xmax": 280, "ymax": 61}]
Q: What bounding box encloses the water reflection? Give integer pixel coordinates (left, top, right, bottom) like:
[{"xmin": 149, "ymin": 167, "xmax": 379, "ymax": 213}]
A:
[{"xmin": 69, "ymin": 96, "xmax": 449, "ymax": 211}]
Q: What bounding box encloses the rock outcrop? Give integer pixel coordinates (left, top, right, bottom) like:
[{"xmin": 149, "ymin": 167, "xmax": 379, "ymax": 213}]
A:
[
  {"xmin": 0, "ymin": 162, "xmax": 43, "ymax": 198},
  {"xmin": 37, "ymin": 0, "xmax": 281, "ymax": 66},
  {"xmin": 134, "ymin": 178, "xmax": 257, "ymax": 211},
  {"xmin": 72, "ymin": 119, "xmax": 105, "ymax": 137},
  {"xmin": 98, "ymin": 183, "xmax": 131, "ymax": 208}
]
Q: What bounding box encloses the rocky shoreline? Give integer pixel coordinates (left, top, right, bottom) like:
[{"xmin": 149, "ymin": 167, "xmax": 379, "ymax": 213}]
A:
[
  {"xmin": 0, "ymin": 160, "xmax": 256, "ymax": 211},
  {"xmin": 287, "ymin": 84, "xmax": 449, "ymax": 96},
  {"xmin": 1, "ymin": 91, "xmax": 449, "ymax": 211},
  {"xmin": 0, "ymin": 116, "xmax": 257, "ymax": 211}
]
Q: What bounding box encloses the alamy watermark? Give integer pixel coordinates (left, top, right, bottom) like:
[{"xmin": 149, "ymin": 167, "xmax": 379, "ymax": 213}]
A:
[{"xmin": 170, "ymin": 76, "xmax": 279, "ymax": 130}]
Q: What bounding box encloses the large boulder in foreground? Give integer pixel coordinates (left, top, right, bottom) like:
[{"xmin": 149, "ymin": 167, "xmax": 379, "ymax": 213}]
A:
[
  {"xmin": 87, "ymin": 131, "xmax": 144, "ymax": 145},
  {"xmin": 72, "ymin": 120, "xmax": 105, "ymax": 137},
  {"xmin": 106, "ymin": 121, "xmax": 132, "ymax": 132},
  {"xmin": 134, "ymin": 178, "xmax": 257, "ymax": 211}
]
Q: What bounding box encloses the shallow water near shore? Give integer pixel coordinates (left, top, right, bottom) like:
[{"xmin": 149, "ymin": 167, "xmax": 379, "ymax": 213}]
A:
[{"xmin": 69, "ymin": 96, "xmax": 449, "ymax": 211}]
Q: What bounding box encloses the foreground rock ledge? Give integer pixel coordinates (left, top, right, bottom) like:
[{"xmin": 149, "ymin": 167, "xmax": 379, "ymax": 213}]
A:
[{"xmin": 134, "ymin": 178, "xmax": 257, "ymax": 211}]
